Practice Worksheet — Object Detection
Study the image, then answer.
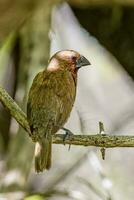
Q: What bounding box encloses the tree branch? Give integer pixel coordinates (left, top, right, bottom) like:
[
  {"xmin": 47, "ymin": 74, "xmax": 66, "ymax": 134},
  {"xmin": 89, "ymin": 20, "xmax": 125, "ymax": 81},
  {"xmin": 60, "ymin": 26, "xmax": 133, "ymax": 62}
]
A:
[
  {"xmin": 0, "ymin": 86, "xmax": 30, "ymax": 133},
  {"xmin": 53, "ymin": 134, "xmax": 134, "ymax": 147},
  {"xmin": 1, "ymin": 85, "xmax": 134, "ymax": 148}
]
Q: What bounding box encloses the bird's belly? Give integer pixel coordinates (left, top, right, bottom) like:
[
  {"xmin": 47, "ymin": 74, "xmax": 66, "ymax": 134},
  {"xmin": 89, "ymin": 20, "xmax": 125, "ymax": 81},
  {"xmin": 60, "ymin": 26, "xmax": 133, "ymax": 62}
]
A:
[
  {"xmin": 52, "ymin": 99, "xmax": 74, "ymax": 134},
  {"xmin": 52, "ymin": 83, "xmax": 76, "ymax": 133}
]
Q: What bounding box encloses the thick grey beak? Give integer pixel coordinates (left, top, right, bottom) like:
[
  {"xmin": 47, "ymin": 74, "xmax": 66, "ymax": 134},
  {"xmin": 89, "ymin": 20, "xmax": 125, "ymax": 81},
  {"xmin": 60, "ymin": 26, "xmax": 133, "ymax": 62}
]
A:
[{"xmin": 76, "ymin": 55, "xmax": 91, "ymax": 69}]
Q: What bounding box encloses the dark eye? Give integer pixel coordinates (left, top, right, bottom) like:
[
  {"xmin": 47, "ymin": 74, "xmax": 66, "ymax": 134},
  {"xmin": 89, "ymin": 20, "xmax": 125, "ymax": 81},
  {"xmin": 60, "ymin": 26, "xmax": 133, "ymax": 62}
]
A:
[{"xmin": 71, "ymin": 56, "xmax": 77, "ymax": 62}]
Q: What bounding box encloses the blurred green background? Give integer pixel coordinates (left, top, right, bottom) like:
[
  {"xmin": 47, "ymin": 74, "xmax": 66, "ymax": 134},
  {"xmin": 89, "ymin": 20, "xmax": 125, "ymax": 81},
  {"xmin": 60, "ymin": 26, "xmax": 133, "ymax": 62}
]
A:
[{"xmin": 0, "ymin": 0, "xmax": 134, "ymax": 200}]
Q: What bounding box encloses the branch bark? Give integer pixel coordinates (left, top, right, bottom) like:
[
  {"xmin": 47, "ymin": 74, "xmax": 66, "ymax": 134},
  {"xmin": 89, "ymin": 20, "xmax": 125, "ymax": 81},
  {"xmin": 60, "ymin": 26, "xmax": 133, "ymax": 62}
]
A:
[
  {"xmin": 0, "ymin": 86, "xmax": 30, "ymax": 133},
  {"xmin": 1, "ymin": 85, "xmax": 134, "ymax": 148},
  {"xmin": 53, "ymin": 134, "xmax": 134, "ymax": 147}
]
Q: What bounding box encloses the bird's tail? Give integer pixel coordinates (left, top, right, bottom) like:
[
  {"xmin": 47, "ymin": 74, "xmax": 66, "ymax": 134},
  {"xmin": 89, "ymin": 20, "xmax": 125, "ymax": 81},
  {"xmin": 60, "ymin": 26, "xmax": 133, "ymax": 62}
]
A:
[{"xmin": 34, "ymin": 135, "xmax": 52, "ymax": 172}]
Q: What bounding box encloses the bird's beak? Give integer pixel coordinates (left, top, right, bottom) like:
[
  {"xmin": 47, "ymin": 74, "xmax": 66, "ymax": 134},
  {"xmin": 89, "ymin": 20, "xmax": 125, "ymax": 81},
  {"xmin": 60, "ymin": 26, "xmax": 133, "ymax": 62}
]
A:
[{"xmin": 76, "ymin": 55, "xmax": 91, "ymax": 69}]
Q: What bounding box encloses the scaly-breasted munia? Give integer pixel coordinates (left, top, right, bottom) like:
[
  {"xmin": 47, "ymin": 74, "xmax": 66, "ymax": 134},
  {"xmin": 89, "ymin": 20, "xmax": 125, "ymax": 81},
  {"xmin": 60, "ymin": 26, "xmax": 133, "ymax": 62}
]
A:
[{"xmin": 27, "ymin": 50, "xmax": 90, "ymax": 172}]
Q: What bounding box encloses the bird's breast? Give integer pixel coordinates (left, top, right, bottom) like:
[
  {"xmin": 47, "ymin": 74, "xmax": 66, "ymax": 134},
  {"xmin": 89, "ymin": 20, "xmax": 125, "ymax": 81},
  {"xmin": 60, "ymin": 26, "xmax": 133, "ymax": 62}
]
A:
[{"xmin": 51, "ymin": 71, "xmax": 77, "ymax": 132}]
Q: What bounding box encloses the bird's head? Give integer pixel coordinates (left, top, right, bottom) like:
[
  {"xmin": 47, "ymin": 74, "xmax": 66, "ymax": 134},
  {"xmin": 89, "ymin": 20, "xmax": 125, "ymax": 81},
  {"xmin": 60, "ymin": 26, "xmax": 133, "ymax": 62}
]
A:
[{"xmin": 47, "ymin": 50, "xmax": 91, "ymax": 73}]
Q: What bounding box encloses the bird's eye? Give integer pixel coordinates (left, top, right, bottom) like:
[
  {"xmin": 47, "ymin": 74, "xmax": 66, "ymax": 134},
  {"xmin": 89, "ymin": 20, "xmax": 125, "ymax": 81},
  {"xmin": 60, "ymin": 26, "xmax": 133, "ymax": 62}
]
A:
[{"xmin": 71, "ymin": 56, "xmax": 77, "ymax": 62}]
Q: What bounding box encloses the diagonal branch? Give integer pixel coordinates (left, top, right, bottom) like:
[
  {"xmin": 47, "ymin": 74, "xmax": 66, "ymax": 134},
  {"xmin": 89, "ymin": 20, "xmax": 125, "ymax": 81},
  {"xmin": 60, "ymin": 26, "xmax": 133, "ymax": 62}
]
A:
[
  {"xmin": 0, "ymin": 86, "xmax": 30, "ymax": 133},
  {"xmin": 1, "ymin": 85, "xmax": 134, "ymax": 148}
]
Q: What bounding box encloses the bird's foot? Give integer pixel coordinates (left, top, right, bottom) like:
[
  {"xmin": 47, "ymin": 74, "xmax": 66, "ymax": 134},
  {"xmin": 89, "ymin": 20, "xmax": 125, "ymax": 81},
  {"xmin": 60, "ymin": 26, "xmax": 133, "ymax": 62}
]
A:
[{"xmin": 61, "ymin": 127, "xmax": 74, "ymax": 150}]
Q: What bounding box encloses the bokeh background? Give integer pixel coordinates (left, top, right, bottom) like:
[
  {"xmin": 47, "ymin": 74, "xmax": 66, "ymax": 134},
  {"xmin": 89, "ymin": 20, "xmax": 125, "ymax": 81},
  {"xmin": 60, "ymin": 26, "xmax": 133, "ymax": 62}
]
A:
[{"xmin": 0, "ymin": 0, "xmax": 134, "ymax": 199}]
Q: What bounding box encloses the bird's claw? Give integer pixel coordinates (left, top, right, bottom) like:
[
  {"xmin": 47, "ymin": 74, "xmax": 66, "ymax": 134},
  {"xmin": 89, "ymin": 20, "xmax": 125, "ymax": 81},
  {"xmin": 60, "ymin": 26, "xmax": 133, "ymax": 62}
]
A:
[{"xmin": 61, "ymin": 127, "xmax": 74, "ymax": 150}]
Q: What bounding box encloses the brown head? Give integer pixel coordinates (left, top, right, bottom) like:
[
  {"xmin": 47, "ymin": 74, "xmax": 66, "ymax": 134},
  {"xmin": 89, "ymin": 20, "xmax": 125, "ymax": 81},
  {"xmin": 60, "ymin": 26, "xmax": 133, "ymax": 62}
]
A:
[{"xmin": 47, "ymin": 50, "xmax": 91, "ymax": 73}]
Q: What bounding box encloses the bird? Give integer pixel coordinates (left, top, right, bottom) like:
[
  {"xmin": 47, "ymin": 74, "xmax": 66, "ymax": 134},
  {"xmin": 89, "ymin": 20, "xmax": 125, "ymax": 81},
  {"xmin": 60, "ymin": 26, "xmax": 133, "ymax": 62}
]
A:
[{"xmin": 27, "ymin": 50, "xmax": 90, "ymax": 172}]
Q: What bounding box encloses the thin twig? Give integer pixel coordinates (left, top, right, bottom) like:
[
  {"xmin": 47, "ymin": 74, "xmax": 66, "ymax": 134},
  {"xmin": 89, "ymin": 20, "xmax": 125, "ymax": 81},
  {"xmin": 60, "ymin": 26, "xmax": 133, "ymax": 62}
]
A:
[{"xmin": 99, "ymin": 121, "xmax": 106, "ymax": 160}]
